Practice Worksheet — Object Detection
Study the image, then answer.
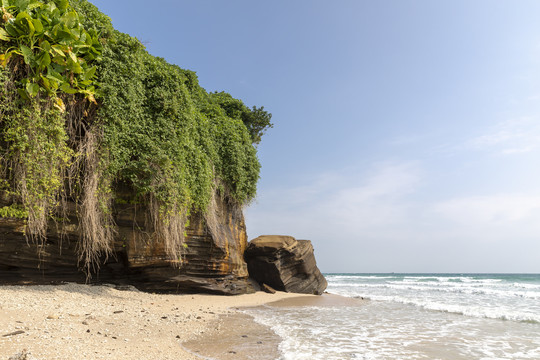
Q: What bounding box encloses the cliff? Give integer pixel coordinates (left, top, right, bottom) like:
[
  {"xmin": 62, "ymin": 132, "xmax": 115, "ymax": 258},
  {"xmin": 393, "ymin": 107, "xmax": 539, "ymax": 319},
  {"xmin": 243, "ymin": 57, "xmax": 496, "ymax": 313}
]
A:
[{"xmin": 0, "ymin": 195, "xmax": 252, "ymax": 295}]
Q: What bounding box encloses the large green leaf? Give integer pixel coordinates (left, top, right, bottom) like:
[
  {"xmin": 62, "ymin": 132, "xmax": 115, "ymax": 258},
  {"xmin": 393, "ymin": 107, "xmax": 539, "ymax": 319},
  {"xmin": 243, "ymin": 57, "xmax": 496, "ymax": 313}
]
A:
[
  {"xmin": 25, "ymin": 17, "xmax": 35, "ymax": 36},
  {"xmin": 46, "ymin": 65, "xmax": 64, "ymax": 82},
  {"xmin": 26, "ymin": 82, "xmax": 39, "ymax": 97},
  {"xmin": 0, "ymin": 28, "xmax": 10, "ymax": 41},
  {"xmin": 52, "ymin": 62, "xmax": 66, "ymax": 73},
  {"xmin": 40, "ymin": 39, "xmax": 51, "ymax": 52},
  {"xmin": 67, "ymin": 58, "xmax": 83, "ymax": 74},
  {"xmin": 67, "ymin": 50, "xmax": 77, "ymax": 63},
  {"xmin": 50, "ymin": 44, "xmax": 66, "ymax": 57},
  {"xmin": 20, "ymin": 45, "xmax": 34, "ymax": 64},
  {"xmin": 0, "ymin": 54, "xmax": 8, "ymax": 68},
  {"xmin": 51, "ymin": 55, "xmax": 66, "ymax": 66},
  {"xmin": 84, "ymin": 66, "xmax": 96, "ymax": 81},
  {"xmin": 37, "ymin": 50, "xmax": 51, "ymax": 68},
  {"xmin": 60, "ymin": 82, "xmax": 77, "ymax": 94},
  {"xmin": 26, "ymin": 2, "xmax": 42, "ymax": 12},
  {"xmin": 14, "ymin": 12, "xmax": 35, "ymax": 36},
  {"xmin": 63, "ymin": 11, "xmax": 78, "ymax": 28},
  {"xmin": 4, "ymin": 23, "xmax": 21, "ymax": 37},
  {"xmin": 15, "ymin": 11, "xmax": 31, "ymax": 25},
  {"xmin": 55, "ymin": 0, "xmax": 68, "ymax": 12},
  {"xmin": 39, "ymin": 74, "xmax": 51, "ymax": 91},
  {"xmin": 17, "ymin": 88, "xmax": 30, "ymax": 101},
  {"xmin": 14, "ymin": 0, "xmax": 31, "ymax": 12},
  {"xmin": 32, "ymin": 18, "xmax": 44, "ymax": 33}
]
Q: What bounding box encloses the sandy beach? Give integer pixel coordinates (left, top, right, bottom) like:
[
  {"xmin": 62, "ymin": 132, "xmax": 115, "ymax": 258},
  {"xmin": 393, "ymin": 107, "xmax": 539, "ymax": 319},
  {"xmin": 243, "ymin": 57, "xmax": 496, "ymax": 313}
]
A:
[{"xmin": 0, "ymin": 283, "xmax": 314, "ymax": 360}]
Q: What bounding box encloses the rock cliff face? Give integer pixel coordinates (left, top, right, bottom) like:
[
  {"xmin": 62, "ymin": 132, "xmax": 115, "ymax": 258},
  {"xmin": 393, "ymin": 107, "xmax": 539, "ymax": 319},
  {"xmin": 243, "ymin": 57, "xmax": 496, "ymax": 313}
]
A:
[
  {"xmin": 0, "ymin": 196, "xmax": 252, "ymax": 295},
  {"xmin": 244, "ymin": 235, "xmax": 327, "ymax": 295}
]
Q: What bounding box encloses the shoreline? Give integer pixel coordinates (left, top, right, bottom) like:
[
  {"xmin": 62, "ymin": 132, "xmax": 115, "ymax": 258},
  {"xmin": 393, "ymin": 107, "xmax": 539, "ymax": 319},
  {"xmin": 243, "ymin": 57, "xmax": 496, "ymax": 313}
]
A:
[
  {"xmin": 0, "ymin": 283, "xmax": 315, "ymax": 360},
  {"xmin": 182, "ymin": 292, "xmax": 367, "ymax": 359}
]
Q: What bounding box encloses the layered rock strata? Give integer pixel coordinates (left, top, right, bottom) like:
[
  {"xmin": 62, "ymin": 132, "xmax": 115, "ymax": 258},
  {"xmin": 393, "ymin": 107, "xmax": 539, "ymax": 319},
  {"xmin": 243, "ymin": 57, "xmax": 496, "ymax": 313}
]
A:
[
  {"xmin": 0, "ymin": 196, "xmax": 251, "ymax": 295},
  {"xmin": 244, "ymin": 235, "xmax": 327, "ymax": 295}
]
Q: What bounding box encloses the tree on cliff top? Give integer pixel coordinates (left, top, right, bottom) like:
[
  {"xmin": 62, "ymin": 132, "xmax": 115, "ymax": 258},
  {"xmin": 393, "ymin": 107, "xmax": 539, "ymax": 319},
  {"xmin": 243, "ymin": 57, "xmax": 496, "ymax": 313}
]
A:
[
  {"xmin": 0, "ymin": 0, "xmax": 272, "ymax": 275},
  {"xmin": 209, "ymin": 92, "xmax": 273, "ymax": 145}
]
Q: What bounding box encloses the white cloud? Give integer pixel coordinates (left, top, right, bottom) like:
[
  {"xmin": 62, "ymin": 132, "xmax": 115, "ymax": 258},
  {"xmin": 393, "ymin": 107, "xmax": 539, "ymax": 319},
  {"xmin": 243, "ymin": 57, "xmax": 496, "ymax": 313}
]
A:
[
  {"xmin": 433, "ymin": 194, "xmax": 540, "ymax": 225},
  {"xmin": 468, "ymin": 117, "xmax": 540, "ymax": 155},
  {"xmin": 245, "ymin": 162, "xmax": 422, "ymax": 238}
]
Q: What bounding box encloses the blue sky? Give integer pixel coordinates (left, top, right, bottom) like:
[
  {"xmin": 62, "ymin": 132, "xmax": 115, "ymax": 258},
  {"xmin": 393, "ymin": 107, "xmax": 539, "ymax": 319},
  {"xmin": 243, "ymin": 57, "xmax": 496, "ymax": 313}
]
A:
[{"xmin": 88, "ymin": 0, "xmax": 540, "ymax": 273}]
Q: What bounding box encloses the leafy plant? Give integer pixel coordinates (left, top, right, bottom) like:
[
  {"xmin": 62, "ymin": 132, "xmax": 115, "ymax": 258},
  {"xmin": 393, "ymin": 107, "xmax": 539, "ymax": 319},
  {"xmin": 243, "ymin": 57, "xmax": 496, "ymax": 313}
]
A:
[
  {"xmin": 0, "ymin": 204, "xmax": 28, "ymax": 219},
  {"xmin": 0, "ymin": 0, "xmax": 101, "ymax": 103}
]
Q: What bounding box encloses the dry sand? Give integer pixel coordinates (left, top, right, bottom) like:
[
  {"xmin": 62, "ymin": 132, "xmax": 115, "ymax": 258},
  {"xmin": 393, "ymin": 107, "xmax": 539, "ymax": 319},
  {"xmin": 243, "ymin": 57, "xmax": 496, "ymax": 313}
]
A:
[{"xmin": 0, "ymin": 283, "xmax": 314, "ymax": 360}]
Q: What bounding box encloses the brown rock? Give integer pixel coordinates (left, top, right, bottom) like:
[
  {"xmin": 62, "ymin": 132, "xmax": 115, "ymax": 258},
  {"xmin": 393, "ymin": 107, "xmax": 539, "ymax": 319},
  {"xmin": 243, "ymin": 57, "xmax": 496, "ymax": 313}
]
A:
[
  {"xmin": 244, "ymin": 235, "xmax": 327, "ymax": 295},
  {"xmin": 261, "ymin": 283, "xmax": 276, "ymax": 294},
  {"xmin": 0, "ymin": 195, "xmax": 253, "ymax": 295}
]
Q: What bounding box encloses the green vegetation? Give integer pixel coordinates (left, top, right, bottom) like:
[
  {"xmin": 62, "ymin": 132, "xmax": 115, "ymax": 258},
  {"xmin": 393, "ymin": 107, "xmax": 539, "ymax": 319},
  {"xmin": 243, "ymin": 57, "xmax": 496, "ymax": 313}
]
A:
[
  {"xmin": 0, "ymin": 204, "xmax": 28, "ymax": 219},
  {"xmin": 0, "ymin": 0, "xmax": 272, "ymax": 274}
]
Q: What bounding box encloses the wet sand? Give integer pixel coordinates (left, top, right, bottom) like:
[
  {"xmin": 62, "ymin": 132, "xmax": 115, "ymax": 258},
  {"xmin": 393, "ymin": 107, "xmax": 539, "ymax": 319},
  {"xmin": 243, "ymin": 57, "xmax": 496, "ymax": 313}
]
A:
[{"xmin": 183, "ymin": 293, "xmax": 367, "ymax": 359}]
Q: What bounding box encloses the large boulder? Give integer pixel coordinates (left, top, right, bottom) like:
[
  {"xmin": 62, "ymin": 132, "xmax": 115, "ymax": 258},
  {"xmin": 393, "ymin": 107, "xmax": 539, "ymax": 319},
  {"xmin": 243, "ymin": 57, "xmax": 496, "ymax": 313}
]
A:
[
  {"xmin": 0, "ymin": 195, "xmax": 252, "ymax": 295},
  {"xmin": 244, "ymin": 235, "xmax": 327, "ymax": 295}
]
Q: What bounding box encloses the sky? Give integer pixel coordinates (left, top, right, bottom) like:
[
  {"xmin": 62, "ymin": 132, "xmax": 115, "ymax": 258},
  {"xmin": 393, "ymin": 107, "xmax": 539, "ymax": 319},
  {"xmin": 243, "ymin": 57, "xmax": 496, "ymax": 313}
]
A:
[{"xmin": 88, "ymin": 0, "xmax": 540, "ymax": 273}]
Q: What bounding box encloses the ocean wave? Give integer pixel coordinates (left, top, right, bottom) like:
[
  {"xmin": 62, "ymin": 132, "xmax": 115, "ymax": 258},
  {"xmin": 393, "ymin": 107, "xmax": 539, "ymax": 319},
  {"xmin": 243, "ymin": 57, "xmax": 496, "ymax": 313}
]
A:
[
  {"xmin": 348, "ymin": 294, "xmax": 540, "ymax": 324},
  {"xmin": 513, "ymin": 282, "xmax": 540, "ymax": 290}
]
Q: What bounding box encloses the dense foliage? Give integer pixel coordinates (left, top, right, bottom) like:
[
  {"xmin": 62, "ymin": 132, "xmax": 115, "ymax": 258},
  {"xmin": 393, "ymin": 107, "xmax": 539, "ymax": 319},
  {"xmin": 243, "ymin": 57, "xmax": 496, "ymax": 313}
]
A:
[{"xmin": 0, "ymin": 0, "xmax": 272, "ymax": 273}]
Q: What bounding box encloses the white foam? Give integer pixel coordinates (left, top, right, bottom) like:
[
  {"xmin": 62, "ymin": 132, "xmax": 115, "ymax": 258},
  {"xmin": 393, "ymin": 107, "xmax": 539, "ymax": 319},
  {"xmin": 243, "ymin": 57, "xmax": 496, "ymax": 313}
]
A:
[{"xmin": 246, "ymin": 299, "xmax": 540, "ymax": 360}]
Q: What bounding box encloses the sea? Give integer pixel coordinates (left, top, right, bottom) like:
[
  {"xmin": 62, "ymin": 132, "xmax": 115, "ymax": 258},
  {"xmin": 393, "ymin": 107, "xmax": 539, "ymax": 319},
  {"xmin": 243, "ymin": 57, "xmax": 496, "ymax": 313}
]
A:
[{"xmin": 244, "ymin": 274, "xmax": 540, "ymax": 360}]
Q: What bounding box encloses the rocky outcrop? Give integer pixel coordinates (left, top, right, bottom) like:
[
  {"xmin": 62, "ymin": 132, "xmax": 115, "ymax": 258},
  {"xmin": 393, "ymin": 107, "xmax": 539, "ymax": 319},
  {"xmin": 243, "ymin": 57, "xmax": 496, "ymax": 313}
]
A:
[
  {"xmin": 0, "ymin": 196, "xmax": 252, "ymax": 295},
  {"xmin": 244, "ymin": 235, "xmax": 327, "ymax": 295}
]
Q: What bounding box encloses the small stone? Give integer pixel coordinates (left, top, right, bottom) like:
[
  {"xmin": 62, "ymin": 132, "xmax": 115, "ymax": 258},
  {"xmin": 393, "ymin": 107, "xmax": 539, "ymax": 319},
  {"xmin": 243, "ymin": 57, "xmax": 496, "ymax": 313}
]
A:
[
  {"xmin": 196, "ymin": 316, "xmax": 202, "ymax": 320},
  {"xmin": 241, "ymin": 335, "xmax": 248, "ymax": 338},
  {"xmin": 82, "ymin": 321, "xmax": 89, "ymax": 325},
  {"xmin": 113, "ymin": 311, "xmax": 124, "ymax": 314},
  {"xmin": 86, "ymin": 329, "xmax": 90, "ymax": 333},
  {"xmin": 257, "ymin": 341, "xmax": 263, "ymax": 344},
  {"xmin": 3, "ymin": 330, "xmax": 25, "ymax": 337},
  {"xmin": 47, "ymin": 315, "xmax": 59, "ymax": 320},
  {"xmin": 161, "ymin": 316, "xmax": 167, "ymax": 319},
  {"xmin": 176, "ymin": 335, "xmax": 181, "ymax": 339},
  {"xmin": 228, "ymin": 351, "xmax": 237, "ymax": 354}
]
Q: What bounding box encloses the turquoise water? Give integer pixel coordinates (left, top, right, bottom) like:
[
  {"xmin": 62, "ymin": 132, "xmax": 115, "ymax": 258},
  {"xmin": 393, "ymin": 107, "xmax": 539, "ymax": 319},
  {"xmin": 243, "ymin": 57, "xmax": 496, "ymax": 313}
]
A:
[{"xmin": 246, "ymin": 273, "xmax": 540, "ymax": 360}]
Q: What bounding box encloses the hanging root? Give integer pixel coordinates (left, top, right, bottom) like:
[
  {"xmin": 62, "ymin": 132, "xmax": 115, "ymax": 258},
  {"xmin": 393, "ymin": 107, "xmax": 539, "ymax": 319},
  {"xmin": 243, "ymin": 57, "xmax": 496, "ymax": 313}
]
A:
[
  {"xmin": 203, "ymin": 179, "xmax": 244, "ymax": 244},
  {"xmin": 204, "ymin": 185, "xmax": 220, "ymax": 240},
  {"xmin": 77, "ymin": 129, "xmax": 115, "ymax": 278},
  {"xmin": 17, "ymin": 170, "xmax": 48, "ymax": 245},
  {"xmin": 148, "ymin": 194, "xmax": 187, "ymax": 267}
]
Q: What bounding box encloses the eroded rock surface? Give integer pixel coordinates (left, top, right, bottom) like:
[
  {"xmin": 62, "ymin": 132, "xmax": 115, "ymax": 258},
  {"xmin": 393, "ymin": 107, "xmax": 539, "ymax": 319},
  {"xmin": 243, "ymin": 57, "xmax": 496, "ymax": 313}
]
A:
[
  {"xmin": 244, "ymin": 235, "xmax": 327, "ymax": 295},
  {"xmin": 0, "ymin": 196, "xmax": 252, "ymax": 295}
]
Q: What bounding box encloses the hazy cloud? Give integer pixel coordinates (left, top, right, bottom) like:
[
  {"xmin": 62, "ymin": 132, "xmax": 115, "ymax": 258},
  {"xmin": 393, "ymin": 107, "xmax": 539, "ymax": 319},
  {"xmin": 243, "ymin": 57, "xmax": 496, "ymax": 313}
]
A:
[
  {"xmin": 433, "ymin": 194, "xmax": 540, "ymax": 225},
  {"xmin": 245, "ymin": 162, "xmax": 422, "ymax": 239},
  {"xmin": 468, "ymin": 118, "xmax": 540, "ymax": 155}
]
